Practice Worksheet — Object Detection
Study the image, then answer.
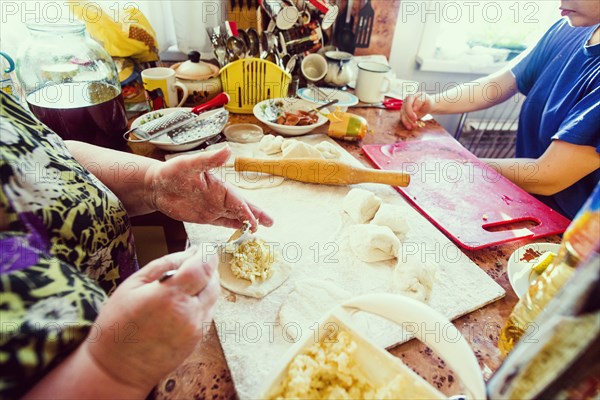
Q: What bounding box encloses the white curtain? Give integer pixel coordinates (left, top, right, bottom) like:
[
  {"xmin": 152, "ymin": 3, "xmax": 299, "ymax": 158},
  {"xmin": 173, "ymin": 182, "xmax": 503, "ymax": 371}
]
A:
[
  {"xmin": 0, "ymin": 1, "xmax": 226, "ymax": 57},
  {"xmin": 137, "ymin": 0, "xmax": 227, "ymax": 55}
]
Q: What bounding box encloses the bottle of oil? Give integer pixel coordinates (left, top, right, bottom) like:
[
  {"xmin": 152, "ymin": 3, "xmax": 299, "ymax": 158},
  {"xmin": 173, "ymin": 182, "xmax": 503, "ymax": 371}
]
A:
[
  {"xmin": 488, "ymin": 249, "xmax": 599, "ymax": 399},
  {"xmin": 498, "ymin": 183, "xmax": 600, "ymax": 356}
]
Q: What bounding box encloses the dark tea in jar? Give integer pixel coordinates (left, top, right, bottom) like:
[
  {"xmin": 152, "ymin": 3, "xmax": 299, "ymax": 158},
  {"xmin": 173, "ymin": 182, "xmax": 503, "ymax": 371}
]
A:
[
  {"xmin": 27, "ymin": 82, "xmax": 127, "ymax": 148},
  {"xmin": 17, "ymin": 20, "xmax": 128, "ymax": 150}
]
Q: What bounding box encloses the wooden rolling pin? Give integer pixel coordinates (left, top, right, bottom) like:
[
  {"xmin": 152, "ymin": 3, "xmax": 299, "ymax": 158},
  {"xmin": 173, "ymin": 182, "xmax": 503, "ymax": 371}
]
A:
[{"xmin": 234, "ymin": 157, "xmax": 410, "ymax": 187}]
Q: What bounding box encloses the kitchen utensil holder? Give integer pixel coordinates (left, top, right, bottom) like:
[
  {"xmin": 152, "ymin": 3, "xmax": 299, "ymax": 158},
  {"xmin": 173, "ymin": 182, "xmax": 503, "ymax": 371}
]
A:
[{"xmin": 220, "ymin": 58, "xmax": 291, "ymax": 114}]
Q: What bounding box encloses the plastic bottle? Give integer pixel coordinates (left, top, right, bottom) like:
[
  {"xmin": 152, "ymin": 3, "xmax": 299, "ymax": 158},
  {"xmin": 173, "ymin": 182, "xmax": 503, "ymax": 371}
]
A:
[
  {"xmin": 498, "ymin": 183, "xmax": 600, "ymax": 356},
  {"xmin": 488, "ymin": 249, "xmax": 600, "ymax": 399}
]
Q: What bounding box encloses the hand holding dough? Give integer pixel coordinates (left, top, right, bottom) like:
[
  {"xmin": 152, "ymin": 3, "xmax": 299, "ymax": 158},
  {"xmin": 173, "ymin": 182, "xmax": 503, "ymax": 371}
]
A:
[
  {"xmin": 342, "ymin": 188, "xmax": 382, "ymax": 223},
  {"xmin": 371, "ymin": 204, "xmax": 409, "ymax": 234},
  {"xmin": 348, "ymin": 224, "xmax": 400, "ymax": 262}
]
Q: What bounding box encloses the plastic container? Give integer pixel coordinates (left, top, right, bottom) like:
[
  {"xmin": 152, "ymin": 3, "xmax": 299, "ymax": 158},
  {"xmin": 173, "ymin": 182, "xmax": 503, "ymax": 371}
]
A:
[
  {"xmin": 219, "ymin": 58, "xmax": 291, "ymax": 114},
  {"xmin": 261, "ymin": 293, "xmax": 486, "ymax": 399},
  {"xmin": 498, "ymin": 183, "xmax": 600, "ymax": 356},
  {"xmin": 16, "ymin": 19, "xmax": 127, "ymax": 149}
]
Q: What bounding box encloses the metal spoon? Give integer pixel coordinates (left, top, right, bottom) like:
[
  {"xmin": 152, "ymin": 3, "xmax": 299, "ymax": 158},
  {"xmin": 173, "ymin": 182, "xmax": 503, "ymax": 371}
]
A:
[
  {"xmin": 285, "ymin": 54, "xmax": 298, "ymax": 74},
  {"xmin": 247, "ymin": 28, "xmax": 260, "ymax": 57},
  {"xmin": 227, "ymin": 36, "xmax": 247, "ymax": 61}
]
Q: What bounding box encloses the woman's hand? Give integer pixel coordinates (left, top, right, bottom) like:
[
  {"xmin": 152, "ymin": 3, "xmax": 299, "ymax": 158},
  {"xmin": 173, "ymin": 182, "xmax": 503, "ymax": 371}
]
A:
[
  {"xmin": 24, "ymin": 247, "xmax": 220, "ymax": 398},
  {"xmin": 144, "ymin": 146, "xmax": 273, "ymax": 232},
  {"xmin": 87, "ymin": 247, "xmax": 220, "ymax": 391},
  {"xmin": 400, "ymin": 92, "xmax": 434, "ymax": 130}
]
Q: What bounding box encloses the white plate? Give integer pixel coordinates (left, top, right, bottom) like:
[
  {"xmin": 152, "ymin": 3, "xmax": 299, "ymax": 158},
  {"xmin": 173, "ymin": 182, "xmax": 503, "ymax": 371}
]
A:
[
  {"xmin": 253, "ymin": 98, "xmax": 329, "ymax": 136},
  {"xmin": 297, "ymin": 87, "xmax": 358, "ymax": 111},
  {"xmin": 506, "ymin": 243, "xmax": 561, "ymax": 298},
  {"xmin": 130, "ymin": 107, "xmax": 226, "ymax": 152}
]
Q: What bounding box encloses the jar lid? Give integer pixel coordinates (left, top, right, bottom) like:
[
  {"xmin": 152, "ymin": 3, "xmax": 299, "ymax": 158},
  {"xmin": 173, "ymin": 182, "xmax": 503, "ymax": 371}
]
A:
[{"xmin": 172, "ymin": 51, "xmax": 219, "ymax": 80}]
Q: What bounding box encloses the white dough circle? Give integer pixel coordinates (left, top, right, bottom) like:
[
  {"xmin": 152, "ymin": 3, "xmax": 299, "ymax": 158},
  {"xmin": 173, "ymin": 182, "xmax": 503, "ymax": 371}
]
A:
[
  {"xmin": 218, "ymin": 251, "xmax": 292, "ymax": 298},
  {"xmin": 342, "ymin": 188, "xmax": 382, "ymax": 223},
  {"xmin": 348, "ymin": 224, "xmax": 400, "ymax": 263},
  {"xmin": 371, "ymin": 203, "xmax": 409, "ymax": 234}
]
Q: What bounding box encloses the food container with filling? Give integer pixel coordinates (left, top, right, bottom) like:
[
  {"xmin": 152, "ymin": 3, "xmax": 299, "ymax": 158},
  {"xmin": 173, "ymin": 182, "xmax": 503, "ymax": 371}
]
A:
[{"xmin": 261, "ymin": 293, "xmax": 485, "ymax": 400}]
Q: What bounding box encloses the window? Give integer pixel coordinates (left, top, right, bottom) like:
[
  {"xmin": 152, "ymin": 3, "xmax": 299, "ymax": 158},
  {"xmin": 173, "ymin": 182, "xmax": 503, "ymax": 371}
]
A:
[{"xmin": 410, "ymin": 0, "xmax": 559, "ymax": 73}]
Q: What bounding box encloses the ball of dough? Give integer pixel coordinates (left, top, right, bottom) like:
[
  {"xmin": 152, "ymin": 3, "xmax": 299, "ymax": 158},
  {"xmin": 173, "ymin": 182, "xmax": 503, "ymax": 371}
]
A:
[
  {"xmin": 392, "ymin": 254, "xmax": 436, "ymax": 302},
  {"xmin": 259, "ymin": 134, "xmax": 285, "ymax": 155},
  {"xmin": 349, "ymin": 224, "xmax": 400, "ymax": 262},
  {"xmin": 371, "ymin": 204, "xmax": 409, "ymax": 234},
  {"xmin": 314, "ymin": 141, "xmax": 342, "ymax": 159},
  {"xmin": 281, "ymin": 139, "xmax": 324, "ymax": 159},
  {"xmin": 342, "ymin": 188, "xmax": 382, "ymax": 223}
]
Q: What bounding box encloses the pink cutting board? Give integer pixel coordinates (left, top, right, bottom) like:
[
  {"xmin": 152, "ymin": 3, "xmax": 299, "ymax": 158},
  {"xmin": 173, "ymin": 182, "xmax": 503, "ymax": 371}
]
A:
[{"xmin": 362, "ymin": 137, "xmax": 570, "ymax": 250}]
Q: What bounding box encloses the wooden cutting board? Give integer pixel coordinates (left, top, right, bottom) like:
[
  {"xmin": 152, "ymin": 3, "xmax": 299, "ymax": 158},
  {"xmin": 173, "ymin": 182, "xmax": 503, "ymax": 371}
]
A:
[
  {"xmin": 179, "ymin": 134, "xmax": 505, "ymax": 399},
  {"xmin": 362, "ymin": 137, "xmax": 571, "ymax": 250}
]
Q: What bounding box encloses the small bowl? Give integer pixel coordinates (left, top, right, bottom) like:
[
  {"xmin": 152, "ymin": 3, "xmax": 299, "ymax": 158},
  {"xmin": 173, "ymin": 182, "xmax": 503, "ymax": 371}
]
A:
[
  {"xmin": 130, "ymin": 107, "xmax": 227, "ymax": 152},
  {"xmin": 253, "ymin": 98, "xmax": 329, "ymax": 136},
  {"xmin": 297, "ymin": 87, "xmax": 359, "ymax": 111}
]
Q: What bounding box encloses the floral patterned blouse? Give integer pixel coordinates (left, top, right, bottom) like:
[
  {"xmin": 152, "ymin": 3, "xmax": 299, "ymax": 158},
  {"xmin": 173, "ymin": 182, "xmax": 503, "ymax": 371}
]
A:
[{"xmin": 0, "ymin": 92, "xmax": 138, "ymax": 398}]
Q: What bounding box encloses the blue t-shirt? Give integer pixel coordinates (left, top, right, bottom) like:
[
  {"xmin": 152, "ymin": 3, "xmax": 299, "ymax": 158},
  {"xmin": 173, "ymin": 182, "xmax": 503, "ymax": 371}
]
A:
[{"xmin": 512, "ymin": 19, "xmax": 600, "ymax": 219}]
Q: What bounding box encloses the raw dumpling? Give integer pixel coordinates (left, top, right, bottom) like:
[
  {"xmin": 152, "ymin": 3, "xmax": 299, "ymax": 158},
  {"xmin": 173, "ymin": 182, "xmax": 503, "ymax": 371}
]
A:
[
  {"xmin": 392, "ymin": 255, "xmax": 437, "ymax": 302},
  {"xmin": 315, "ymin": 141, "xmax": 342, "ymax": 159},
  {"xmin": 218, "ymin": 235, "xmax": 292, "ymax": 298},
  {"xmin": 279, "ymin": 279, "xmax": 351, "ymax": 331},
  {"xmin": 259, "ymin": 134, "xmax": 285, "ymax": 155},
  {"xmin": 371, "ymin": 204, "xmax": 409, "ymax": 234},
  {"xmin": 281, "ymin": 139, "xmax": 324, "ymax": 159},
  {"xmin": 342, "ymin": 188, "xmax": 382, "ymax": 223},
  {"xmin": 348, "ymin": 224, "xmax": 400, "ymax": 262}
]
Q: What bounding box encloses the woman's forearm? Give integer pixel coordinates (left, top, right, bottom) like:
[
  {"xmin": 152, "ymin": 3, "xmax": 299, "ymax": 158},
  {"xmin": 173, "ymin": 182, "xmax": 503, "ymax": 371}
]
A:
[
  {"xmin": 432, "ymin": 69, "xmax": 519, "ymax": 115},
  {"xmin": 65, "ymin": 141, "xmax": 159, "ymax": 216},
  {"xmin": 23, "ymin": 343, "xmax": 149, "ymax": 399},
  {"xmin": 483, "ymin": 141, "xmax": 600, "ymax": 196}
]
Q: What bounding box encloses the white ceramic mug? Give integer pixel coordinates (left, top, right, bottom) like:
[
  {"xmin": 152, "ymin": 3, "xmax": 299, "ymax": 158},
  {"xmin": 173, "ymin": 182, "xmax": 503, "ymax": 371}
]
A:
[
  {"xmin": 301, "ymin": 53, "xmax": 327, "ymax": 82},
  {"xmin": 141, "ymin": 67, "xmax": 188, "ymax": 110},
  {"xmin": 355, "ymin": 62, "xmax": 392, "ymax": 103}
]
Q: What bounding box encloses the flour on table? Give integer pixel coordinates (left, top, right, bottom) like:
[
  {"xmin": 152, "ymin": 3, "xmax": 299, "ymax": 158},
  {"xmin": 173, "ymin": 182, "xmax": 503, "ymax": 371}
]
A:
[
  {"xmin": 349, "ymin": 224, "xmax": 400, "ymax": 263},
  {"xmin": 278, "ymin": 278, "xmax": 351, "ymax": 331},
  {"xmin": 342, "ymin": 188, "xmax": 382, "ymax": 223}
]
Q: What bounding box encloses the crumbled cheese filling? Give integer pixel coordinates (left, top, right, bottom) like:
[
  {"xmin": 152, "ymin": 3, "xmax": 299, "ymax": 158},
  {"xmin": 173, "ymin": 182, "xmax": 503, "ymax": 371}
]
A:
[
  {"xmin": 229, "ymin": 238, "xmax": 275, "ymax": 283},
  {"xmin": 271, "ymin": 330, "xmax": 408, "ymax": 400}
]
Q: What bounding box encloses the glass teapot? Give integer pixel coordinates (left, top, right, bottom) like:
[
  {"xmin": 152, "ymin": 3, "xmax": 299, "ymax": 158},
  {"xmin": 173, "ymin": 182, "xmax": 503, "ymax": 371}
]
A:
[{"xmin": 16, "ymin": 19, "xmax": 128, "ymax": 149}]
